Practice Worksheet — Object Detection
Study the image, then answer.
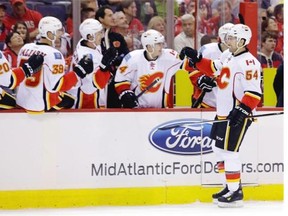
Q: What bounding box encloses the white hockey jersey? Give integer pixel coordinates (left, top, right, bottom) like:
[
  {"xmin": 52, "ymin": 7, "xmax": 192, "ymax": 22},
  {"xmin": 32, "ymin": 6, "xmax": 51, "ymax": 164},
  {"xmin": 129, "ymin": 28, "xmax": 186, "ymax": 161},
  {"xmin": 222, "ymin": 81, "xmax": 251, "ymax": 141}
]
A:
[
  {"xmin": 0, "ymin": 51, "xmax": 14, "ymax": 88},
  {"xmin": 114, "ymin": 49, "xmax": 183, "ymax": 108},
  {"xmin": 16, "ymin": 43, "xmax": 78, "ymax": 112},
  {"xmin": 214, "ymin": 50, "xmax": 262, "ymax": 116},
  {"xmin": 68, "ymin": 39, "xmax": 105, "ymax": 108}
]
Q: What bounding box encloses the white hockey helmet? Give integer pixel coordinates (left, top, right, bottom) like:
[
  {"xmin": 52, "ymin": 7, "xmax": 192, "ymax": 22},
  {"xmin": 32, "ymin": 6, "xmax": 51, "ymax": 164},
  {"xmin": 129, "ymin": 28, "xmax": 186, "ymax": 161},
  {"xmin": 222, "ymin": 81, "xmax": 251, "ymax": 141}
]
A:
[
  {"xmin": 38, "ymin": 16, "xmax": 63, "ymax": 39},
  {"xmin": 79, "ymin": 18, "xmax": 103, "ymax": 41},
  {"xmin": 227, "ymin": 24, "xmax": 252, "ymax": 46},
  {"xmin": 218, "ymin": 22, "xmax": 234, "ymax": 43},
  {"xmin": 141, "ymin": 29, "xmax": 165, "ymax": 51}
]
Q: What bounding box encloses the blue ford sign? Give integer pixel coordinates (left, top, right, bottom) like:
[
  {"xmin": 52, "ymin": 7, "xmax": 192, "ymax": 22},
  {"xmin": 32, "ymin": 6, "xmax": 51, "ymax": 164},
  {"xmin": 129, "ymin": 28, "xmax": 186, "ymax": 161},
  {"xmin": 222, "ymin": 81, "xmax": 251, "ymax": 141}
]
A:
[{"xmin": 149, "ymin": 119, "xmax": 214, "ymax": 155}]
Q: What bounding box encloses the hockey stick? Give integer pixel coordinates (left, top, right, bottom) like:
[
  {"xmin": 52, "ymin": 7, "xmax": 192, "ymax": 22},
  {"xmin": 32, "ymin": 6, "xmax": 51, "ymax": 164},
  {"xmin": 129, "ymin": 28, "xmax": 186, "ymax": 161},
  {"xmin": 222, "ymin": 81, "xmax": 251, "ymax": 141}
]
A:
[
  {"xmin": 158, "ymin": 112, "xmax": 284, "ymax": 130},
  {"xmin": 136, "ymin": 78, "xmax": 160, "ymax": 98}
]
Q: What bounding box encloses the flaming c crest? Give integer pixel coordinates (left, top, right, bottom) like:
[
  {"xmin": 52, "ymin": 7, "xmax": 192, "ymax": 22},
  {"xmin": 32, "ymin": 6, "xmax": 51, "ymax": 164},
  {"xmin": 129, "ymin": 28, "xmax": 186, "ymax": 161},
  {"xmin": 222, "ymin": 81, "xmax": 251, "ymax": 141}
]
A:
[{"xmin": 138, "ymin": 72, "xmax": 163, "ymax": 93}]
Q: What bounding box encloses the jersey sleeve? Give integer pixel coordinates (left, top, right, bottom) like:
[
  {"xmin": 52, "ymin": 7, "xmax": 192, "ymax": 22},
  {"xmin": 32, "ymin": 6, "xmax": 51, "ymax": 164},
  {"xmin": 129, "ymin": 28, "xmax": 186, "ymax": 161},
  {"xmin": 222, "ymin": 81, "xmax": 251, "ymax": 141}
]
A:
[{"xmin": 240, "ymin": 57, "xmax": 262, "ymax": 109}]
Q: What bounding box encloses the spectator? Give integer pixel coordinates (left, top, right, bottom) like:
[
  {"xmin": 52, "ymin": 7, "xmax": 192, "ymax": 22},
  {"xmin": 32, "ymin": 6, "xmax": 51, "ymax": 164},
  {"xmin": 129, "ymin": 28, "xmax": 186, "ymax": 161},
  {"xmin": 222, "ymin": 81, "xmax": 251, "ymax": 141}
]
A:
[
  {"xmin": 135, "ymin": 0, "xmax": 157, "ymax": 27},
  {"xmin": 12, "ymin": 21, "xmax": 30, "ymax": 44},
  {"xmin": 96, "ymin": 5, "xmax": 130, "ymax": 108},
  {"xmin": 273, "ymin": 62, "xmax": 283, "ymax": 107},
  {"xmin": 258, "ymin": 31, "xmax": 283, "ymax": 69},
  {"xmin": 0, "ymin": 3, "xmax": 9, "ymax": 44},
  {"xmin": 81, "ymin": 7, "xmax": 96, "ymax": 21},
  {"xmin": 3, "ymin": 31, "xmax": 24, "ymax": 68},
  {"xmin": 208, "ymin": 0, "xmax": 239, "ymax": 35},
  {"xmin": 66, "ymin": 0, "xmax": 99, "ymax": 37},
  {"xmin": 261, "ymin": 16, "xmax": 278, "ymax": 32},
  {"xmin": 82, "ymin": 0, "xmax": 99, "ymax": 11},
  {"xmin": 147, "ymin": 16, "xmax": 166, "ymax": 44},
  {"xmin": 113, "ymin": 11, "xmax": 141, "ymax": 51},
  {"xmin": 200, "ymin": 34, "xmax": 218, "ymax": 46},
  {"xmin": 173, "ymin": 14, "xmax": 195, "ymax": 53},
  {"xmin": 185, "ymin": 0, "xmax": 196, "ymax": 16},
  {"xmin": 119, "ymin": 0, "xmax": 144, "ymax": 39},
  {"xmin": 3, "ymin": 0, "xmax": 43, "ymax": 41},
  {"xmin": 273, "ymin": 3, "xmax": 283, "ymax": 56},
  {"xmin": 198, "ymin": 0, "xmax": 213, "ymax": 35}
]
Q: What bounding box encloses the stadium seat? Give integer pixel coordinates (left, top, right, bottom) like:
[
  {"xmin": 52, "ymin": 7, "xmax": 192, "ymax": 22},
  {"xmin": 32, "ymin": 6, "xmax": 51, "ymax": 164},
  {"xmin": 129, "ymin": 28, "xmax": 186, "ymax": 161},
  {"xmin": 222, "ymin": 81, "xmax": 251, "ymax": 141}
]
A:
[
  {"xmin": 34, "ymin": 4, "xmax": 67, "ymax": 24},
  {"xmin": 26, "ymin": 1, "xmax": 45, "ymax": 10}
]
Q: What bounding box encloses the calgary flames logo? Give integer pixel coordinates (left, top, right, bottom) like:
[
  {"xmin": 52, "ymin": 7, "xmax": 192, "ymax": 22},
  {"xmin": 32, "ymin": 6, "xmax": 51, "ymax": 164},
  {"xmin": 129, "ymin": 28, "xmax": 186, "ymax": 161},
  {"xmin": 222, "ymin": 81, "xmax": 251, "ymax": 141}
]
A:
[{"xmin": 138, "ymin": 72, "xmax": 163, "ymax": 93}]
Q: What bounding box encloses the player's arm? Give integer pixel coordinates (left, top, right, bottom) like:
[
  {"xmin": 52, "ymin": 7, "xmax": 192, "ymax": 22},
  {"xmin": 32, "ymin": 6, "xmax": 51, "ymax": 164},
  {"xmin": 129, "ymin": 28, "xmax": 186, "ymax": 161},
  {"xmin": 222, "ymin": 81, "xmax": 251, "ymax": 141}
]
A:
[
  {"xmin": 53, "ymin": 56, "xmax": 94, "ymax": 92},
  {"xmin": 92, "ymin": 47, "xmax": 118, "ymax": 89},
  {"xmin": 180, "ymin": 47, "xmax": 217, "ymax": 76},
  {"xmin": 10, "ymin": 54, "xmax": 44, "ymax": 89}
]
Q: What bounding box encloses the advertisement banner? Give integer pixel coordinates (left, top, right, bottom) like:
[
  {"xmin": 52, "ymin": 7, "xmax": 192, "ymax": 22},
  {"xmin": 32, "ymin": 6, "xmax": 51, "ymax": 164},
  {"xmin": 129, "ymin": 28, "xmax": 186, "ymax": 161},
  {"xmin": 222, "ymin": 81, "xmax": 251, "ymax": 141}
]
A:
[{"xmin": 0, "ymin": 110, "xmax": 283, "ymax": 191}]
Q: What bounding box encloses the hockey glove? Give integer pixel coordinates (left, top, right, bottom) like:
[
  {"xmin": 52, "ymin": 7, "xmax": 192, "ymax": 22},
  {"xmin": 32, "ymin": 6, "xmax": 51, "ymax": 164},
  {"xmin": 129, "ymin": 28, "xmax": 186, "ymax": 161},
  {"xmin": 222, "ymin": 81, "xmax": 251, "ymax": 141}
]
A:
[
  {"xmin": 228, "ymin": 103, "xmax": 251, "ymax": 127},
  {"xmin": 99, "ymin": 47, "xmax": 118, "ymax": 71},
  {"xmin": 22, "ymin": 54, "xmax": 44, "ymax": 77},
  {"xmin": 119, "ymin": 90, "xmax": 139, "ymax": 108},
  {"xmin": 179, "ymin": 46, "xmax": 202, "ymax": 67},
  {"xmin": 197, "ymin": 75, "xmax": 217, "ymax": 92},
  {"xmin": 74, "ymin": 55, "xmax": 94, "ymax": 79}
]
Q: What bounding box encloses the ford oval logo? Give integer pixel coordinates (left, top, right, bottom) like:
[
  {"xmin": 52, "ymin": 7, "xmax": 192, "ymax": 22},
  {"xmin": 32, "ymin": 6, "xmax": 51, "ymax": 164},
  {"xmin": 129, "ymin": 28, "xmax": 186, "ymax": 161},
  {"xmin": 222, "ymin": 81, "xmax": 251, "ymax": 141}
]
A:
[{"xmin": 149, "ymin": 119, "xmax": 214, "ymax": 155}]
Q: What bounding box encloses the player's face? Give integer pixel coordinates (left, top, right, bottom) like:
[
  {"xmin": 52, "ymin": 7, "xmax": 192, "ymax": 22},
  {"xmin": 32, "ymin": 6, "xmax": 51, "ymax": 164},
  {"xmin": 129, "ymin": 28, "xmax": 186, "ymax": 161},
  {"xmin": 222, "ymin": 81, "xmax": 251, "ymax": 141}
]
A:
[
  {"xmin": 94, "ymin": 30, "xmax": 104, "ymax": 45},
  {"xmin": 151, "ymin": 42, "xmax": 164, "ymax": 58},
  {"xmin": 226, "ymin": 35, "xmax": 238, "ymax": 53}
]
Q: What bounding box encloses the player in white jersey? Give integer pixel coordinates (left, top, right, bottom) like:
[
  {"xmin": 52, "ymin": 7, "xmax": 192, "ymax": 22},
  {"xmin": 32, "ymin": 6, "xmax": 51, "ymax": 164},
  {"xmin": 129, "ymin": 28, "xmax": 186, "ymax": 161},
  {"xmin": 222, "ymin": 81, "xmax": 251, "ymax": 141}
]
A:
[
  {"xmin": 0, "ymin": 50, "xmax": 43, "ymax": 109},
  {"xmin": 181, "ymin": 24, "xmax": 262, "ymax": 207},
  {"xmin": 188, "ymin": 23, "xmax": 234, "ymax": 108},
  {"xmin": 16, "ymin": 16, "xmax": 94, "ymax": 113},
  {"xmin": 114, "ymin": 29, "xmax": 191, "ymax": 108},
  {"xmin": 68, "ymin": 18, "xmax": 118, "ymax": 109}
]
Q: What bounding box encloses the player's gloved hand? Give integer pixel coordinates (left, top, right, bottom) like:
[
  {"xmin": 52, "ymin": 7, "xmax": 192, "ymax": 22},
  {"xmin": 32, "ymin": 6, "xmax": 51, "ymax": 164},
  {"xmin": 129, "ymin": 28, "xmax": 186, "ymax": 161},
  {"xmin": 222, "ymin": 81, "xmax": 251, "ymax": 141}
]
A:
[
  {"xmin": 197, "ymin": 75, "xmax": 217, "ymax": 92},
  {"xmin": 99, "ymin": 47, "xmax": 118, "ymax": 71},
  {"xmin": 179, "ymin": 47, "xmax": 202, "ymax": 66},
  {"xmin": 119, "ymin": 90, "xmax": 139, "ymax": 108},
  {"xmin": 74, "ymin": 55, "xmax": 94, "ymax": 79},
  {"xmin": 22, "ymin": 54, "xmax": 44, "ymax": 77},
  {"xmin": 227, "ymin": 103, "xmax": 251, "ymax": 127}
]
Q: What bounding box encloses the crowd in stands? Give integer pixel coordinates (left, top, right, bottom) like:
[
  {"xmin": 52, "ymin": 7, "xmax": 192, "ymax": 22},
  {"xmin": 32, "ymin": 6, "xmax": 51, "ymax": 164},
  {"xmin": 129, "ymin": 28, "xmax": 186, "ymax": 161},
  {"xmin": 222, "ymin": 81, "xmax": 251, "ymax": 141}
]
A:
[{"xmin": 0, "ymin": 0, "xmax": 284, "ymax": 110}]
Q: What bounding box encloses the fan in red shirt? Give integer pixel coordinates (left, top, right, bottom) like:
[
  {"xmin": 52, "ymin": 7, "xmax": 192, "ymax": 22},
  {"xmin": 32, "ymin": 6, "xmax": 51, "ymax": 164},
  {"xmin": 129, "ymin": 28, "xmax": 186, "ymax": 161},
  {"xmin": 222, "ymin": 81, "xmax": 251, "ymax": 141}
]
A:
[
  {"xmin": 3, "ymin": 0, "xmax": 42, "ymax": 41},
  {"xmin": 0, "ymin": 3, "xmax": 9, "ymax": 43}
]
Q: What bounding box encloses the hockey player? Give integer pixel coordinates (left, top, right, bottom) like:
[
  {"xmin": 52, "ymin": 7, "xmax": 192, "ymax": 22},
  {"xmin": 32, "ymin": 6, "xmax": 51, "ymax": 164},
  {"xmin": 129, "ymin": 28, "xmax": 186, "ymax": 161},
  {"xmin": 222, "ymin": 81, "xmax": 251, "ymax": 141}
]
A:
[
  {"xmin": 181, "ymin": 24, "xmax": 262, "ymax": 207},
  {"xmin": 68, "ymin": 18, "xmax": 117, "ymax": 109},
  {"xmin": 114, "ymin": 29, "xmax": 191, "ymax": 108},
  {"xmin": 0, "ymin": 51, "xmax": 43, "ymax": 109},
  {"xmin": 189, "ymin": 23, "xmax": 234, "ymax": 108},
  {"xmin": 16, "ymin": 16, "xmax": 94, "ymax": 113}
]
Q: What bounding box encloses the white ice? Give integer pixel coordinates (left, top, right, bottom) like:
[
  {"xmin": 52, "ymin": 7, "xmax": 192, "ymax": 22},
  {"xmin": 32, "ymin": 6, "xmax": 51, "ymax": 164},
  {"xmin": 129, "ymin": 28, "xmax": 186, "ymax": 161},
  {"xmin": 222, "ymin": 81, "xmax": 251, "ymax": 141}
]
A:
[{"xmin": 0, "ymin": 201, "xmax": 286, "ymax": 216}]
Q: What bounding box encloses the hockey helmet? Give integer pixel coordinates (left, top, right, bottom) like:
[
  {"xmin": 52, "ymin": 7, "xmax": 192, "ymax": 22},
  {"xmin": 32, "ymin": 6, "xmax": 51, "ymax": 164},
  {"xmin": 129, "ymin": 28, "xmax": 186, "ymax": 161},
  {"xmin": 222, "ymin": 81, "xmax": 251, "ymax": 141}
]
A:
[
  {"xmin": 79, "ymin": 18, "xmax": 103, "ymax": 41},
  {"xmin": 218, "ymin": 22, "xmax": 234, "ymax": 44},
  {"xmin": 141, "ymin": 29, "xmax": 165, "ymax": 51},
  {"xmin": 227, "ymin": 24, "xmax": 252, "ymax": 47},
  {"xmin": 38, "ymin": 16, "xmax": 63, "ymax": 39}
]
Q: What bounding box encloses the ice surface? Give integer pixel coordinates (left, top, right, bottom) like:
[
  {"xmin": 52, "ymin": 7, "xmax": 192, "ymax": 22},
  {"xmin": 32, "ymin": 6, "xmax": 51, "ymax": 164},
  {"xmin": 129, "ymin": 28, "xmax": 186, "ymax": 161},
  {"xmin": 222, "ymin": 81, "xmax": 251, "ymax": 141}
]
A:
[{"xmin": 0, "ymin": 201, "xmax": 286, "ymax": 216}]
